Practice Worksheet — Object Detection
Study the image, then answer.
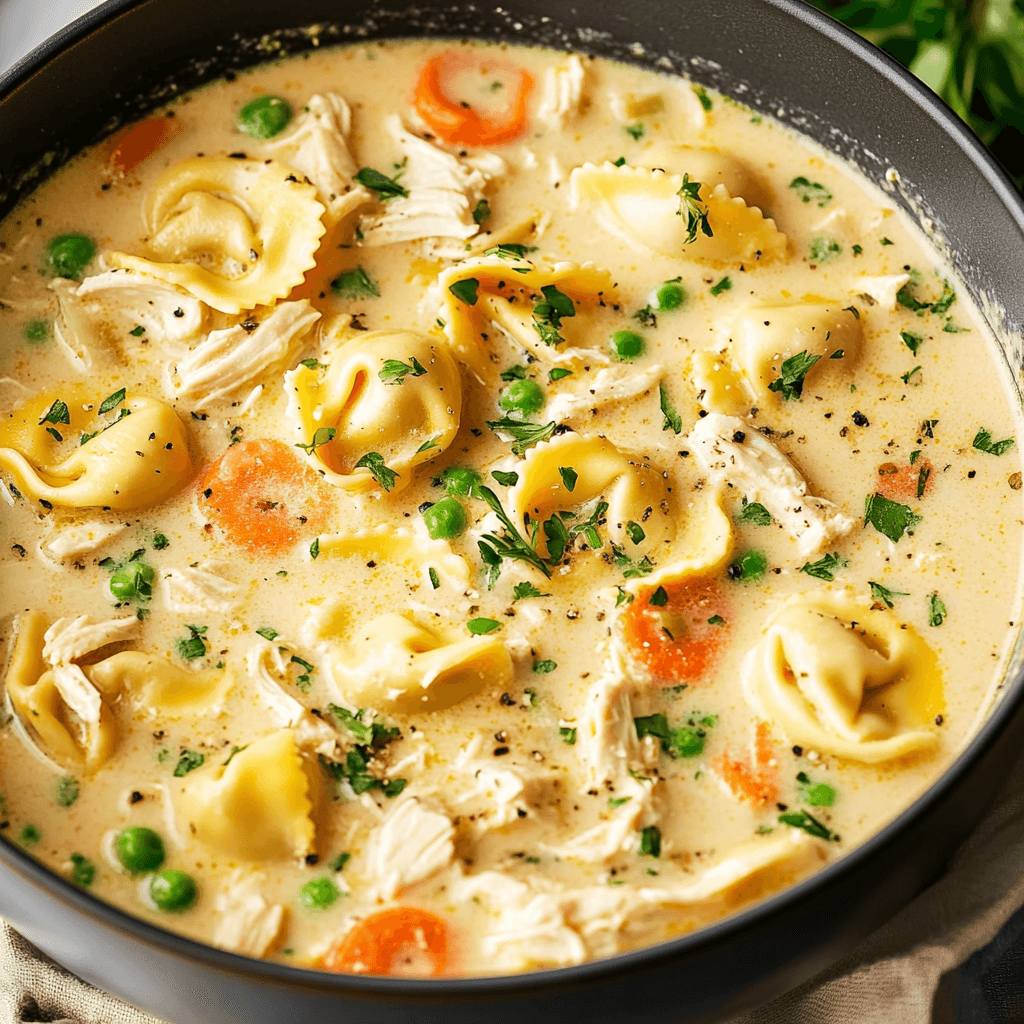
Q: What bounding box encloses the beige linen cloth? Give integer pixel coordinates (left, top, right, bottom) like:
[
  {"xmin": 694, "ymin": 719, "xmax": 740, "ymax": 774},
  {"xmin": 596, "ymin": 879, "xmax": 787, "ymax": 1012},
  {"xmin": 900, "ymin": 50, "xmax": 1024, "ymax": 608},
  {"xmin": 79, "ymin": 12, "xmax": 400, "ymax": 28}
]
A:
[{"xmin": 4, "ymin": 745, "xmax": 1024, "ymax": 1024}]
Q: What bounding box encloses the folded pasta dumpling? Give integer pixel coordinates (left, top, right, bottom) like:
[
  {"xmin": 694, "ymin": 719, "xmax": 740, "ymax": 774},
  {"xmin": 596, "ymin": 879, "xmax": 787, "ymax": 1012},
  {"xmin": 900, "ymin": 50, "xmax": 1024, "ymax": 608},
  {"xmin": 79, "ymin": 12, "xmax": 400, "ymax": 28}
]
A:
[
  {"xmin": 86, "ymin": 652, "xmax": 232, "ymax": 720},
  {"xmin": 729, "ymin": 304, "xmax": 863, "ymax": 399},
  {"xmin": 107, "ymin": 156, "xmax": 326, "ymax": 314},
  {"xmin": 639, "ymin": 143, "xmax": 773, "ymax": 213},
  {"xmin": 0, "ymin": 394, "xmax": 192, "ymax": 511},
  {"xmin": 569, "ymin": 161, "xmax": 787, "ymax": 265},
  {"xmin": 507, "ymin": 433, "xmax": 674, "ymax": 560},
  {"xmin": 174, "ymin": 729, "xmax": 322, "ymax": 861},
  {"xmin": 285, "ymin": 325, "xmax": 461, "ymax": 494},
  {"xmin": 326, "ymin": 612, "xmax": 513, "ymax": 712},
  {"xmin": 437, "ymin": 255, "xmax": 616, "ymax": 372},
  {"xmin": 743, "ymin": 592, "xmax": 942, "ymax": 762},
  {"xmin": 4, "ymin": 611, "xmax": 118, "ymax": 773},
  {"xmin": 689, "ymin": 348, "xmax": 752, "ymax": 416},
  {"xmin": 263, "ymin": 92, "xmax": 369, "ymax": 225}
]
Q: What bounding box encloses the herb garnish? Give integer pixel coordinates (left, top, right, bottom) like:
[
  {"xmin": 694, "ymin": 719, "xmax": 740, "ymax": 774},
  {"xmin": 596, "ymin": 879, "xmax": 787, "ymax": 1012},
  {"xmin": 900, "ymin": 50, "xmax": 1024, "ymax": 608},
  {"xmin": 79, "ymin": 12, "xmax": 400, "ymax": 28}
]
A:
[
  {"xmin": 295, "ymin": 426, "xmax": 336, "ymax": 455},
  {"xmin": 864, "ymin": 493, "xmax": 921, "ymax": 543},
  {"xmin": 789, "ymin": 176, "xmax": 833, "ymax": 207},
  {"xmin": 355, "ymin": 452, "xmax": 399, "ymax": 491},
  {"xmin": 778, "ymin": 809, "xmax": 839, "ymax": 841},
  {"xmin": 176, "ymin": 624, "xmax": 208, "ymax": 661},
  {"xmin": 972, "ymin": 428, "xmax": 1015, "ymax": 456},
  {"xmin": 767, "ymin": 350, "xmax": 821, "ymax": 401},
  {"xmin": 532, "ymin": 284, "xmax": 576, "ymax": 347},
  {"xmin": 331, "ymin": 266, "xmax": 380, "ymax": 299},
  {"xmin": 354, "ymin": 166, "xmax": 409, "ymax": 200},
  {"xmin": 868, "ymin": 581, "xmax": 908, "ymax": 608},
  {"xmin": 485, "ymin": 417, "xmax": 556, "ymax": 456},
  {"xmin": 659, "ymin": 381, "xmax": 682, "ymax": 434},
  {"xmin": 477, "ymin": 485, "xmax": 552, "ymax": 586},
  {"xmin": 799, "ymin": 552, "xmax": 849, "ymax": 582},
  {"xmin": 677, "ymin": 174, "xmax": 713, "ymax": 244},
  {"xmin": 173, "ymin": 749, "xmax": 205, "ymax": 777},
  {"xmin": 379, "ymin": 356, "xmax": 427, "ymax": 385},
  {"xmin": 738, "ymin": 500, "xmax": 772, "ymax": 526},
  {"xmin": 928, "ymin": 592, "xmax": 947, "ymax": 627}
]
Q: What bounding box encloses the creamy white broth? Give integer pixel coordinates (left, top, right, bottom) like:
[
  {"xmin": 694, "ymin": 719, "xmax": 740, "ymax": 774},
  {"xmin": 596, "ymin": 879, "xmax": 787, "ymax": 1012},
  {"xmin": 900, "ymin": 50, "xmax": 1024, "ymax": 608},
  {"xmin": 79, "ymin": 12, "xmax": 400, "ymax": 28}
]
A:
[{"xmin": 0, "ymin": 39, "xmax": 1021, "ymax": 976}]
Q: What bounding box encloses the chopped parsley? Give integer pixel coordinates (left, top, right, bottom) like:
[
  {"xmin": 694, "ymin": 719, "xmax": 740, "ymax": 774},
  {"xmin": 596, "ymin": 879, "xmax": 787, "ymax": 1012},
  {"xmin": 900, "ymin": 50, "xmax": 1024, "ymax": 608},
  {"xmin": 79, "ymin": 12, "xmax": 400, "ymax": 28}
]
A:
[
  {"xmin": 54, "ymin": 776, "xmax": 79, "ymax": 807},
  {"xmin": 796, "ymin": 771, "xmax": 836, "ymax": 807},
  {"xmin": 354, "ymin": 452, "xmax": 399, "ymax": 491},
  {"xmin": 533, "ymin": 659, "xmax": 557, "ymax": 674},
  {"xmin": 428, "ymin": 567, "xmax": 440, "ymax": 590},
  {"xmin": 692, "ymin": 84, "xmax": 713, "ymax": 110},
  {"xmin": 331, "ymin": 266, "xmax": 380, "ymax": 299},
  {"xmin": 972, "ymin": 428, "xmax": 1015, "ymax": 456},
  {"xmin": 129, "ymin": 324, "xmax": 146, "ymax": 337},
  {"xmin": 624, "ymin": 123, "xmax": 645, "ymax": 140},
  {"xmin": 492, "ymin": 470, "xmax": 519, "ymax": 487},
  {"xmin": 69, "ymin": 853, "xmax": 95, "ymax": 888},
  {"xmin": 900, "ymin": 330, "xmax": 924, "ymax": 355},
  {"xmin": 864, "ymin": 493, "xmax": 921, "ymax": 543},
  {"xmin": 677, "ymin": 174, "xmax": 713, "ymax": 244},
  {"xmin": 416, "ymin": 436, "xmax": 440, "ymax": 454},
  {"xmin": 449, "ymin": 278, "xmax": 479, "ymax": 306},
  {"xmin": 659, "ymin": 382, "xmax": 682, "ymax": 434},
  {"xmin": 98, "ymin": 388, "xmax": 126, "ymax": 415},
  {"xmin": 500, "ymin": 364, "xmax": 528, "ymax": 381},
  {"xmin": 789, "ymin": 176, "xmax": 833, "ymax": 206},
  {"xmin": 309, "ymin": 537, "xmax": 320, "ymax": 560},
  {"xmin": 472, "ymin": 198, "xmax": 491, "ymax": 224},
  {"xmin": 320, "ymin": 750, "xmax": 406, "ymax": 798},
  {"xmin": 638, "ymin": 825, "xmax": 661, "ymax": 857},
  {"xmin": 354, "ymin": 166, "xmax": 409, "ymax": 200},
  {"xmin": 808, "ymin": 236, "xmax": 842, "ymax": 262},
  {"xmin": 709, "ymin": 275, "xmax": 732, "ymax": 296},
  {"xmin": 532, "ymin": 284, "xmax": 576, "ymax": 347},
  {"xmin": 290, "ymin": 655, "xmax": 315, "ymax": 692},
  {"xmin": 928, "ymin": 592, "xmax": 947, "ymax": 627},
  {"xmin": 294, "ymin": 426, "xmax": 336, "ymax": 454},
  {"xmin": 799, "ymin": 552, "xmax": 849, "ymax": 582},
  {"xmin": 513, "ymin": 581, "xmax": 548, "ymax": 600},
  {"xmin": 728, "ymin": 549, "xmax": 768, "ymax": 581},
  {"xmin": 255, "ymin": 626, "xmax": 279, "ymax": 641},
  {"xmin": 329, "ymin": 852, "xmax": 351, "ymax": 872},
  {"xmin": 611, "ymin": 543, "xmax": 654, "ymax": 579},
  {"xmin": 778, "ymin": 809, "xmax": 839, "ymax": 842},
  {"xmin": 39, "ymin": 398, "xmax": 70, "ymax": 426},
  {"xmin": 176, "ymin": 624, "xmax": 208, "ymax": 661},
  {"xmin": 173, "ymin": 749, "xmax": 205, "ymax": 777},
  {"xmin": 901, "ymin": 365, "xmax": 923, "ymax": 385},
  {"xmin": 484, "ymin": 243, "xmax": 534, "ymax": 261},
  {"xmin": 559, "ymin": 726, "xmax": 577, "ymax": 745},
  {"xmin": 767, "ymin": 350, "xmax": 821, "ymax": 401},
  {"xmin": 738, "ymin": 500, "xmax": 772, "ymax": 526},
  {"xmin": 897, "ymin": 277, "xmax": 955, "ymax": 317},
  {"xmin": 625, "ymin": 521, "xmax": 646, "ymax": 545},
  {"xmin": 477, "ymin": 485, "xmax": 552, "ymax": 584},
  {"xmin": 485, "ymin": 417, "xmax": 556, "ymax": 456},
  {"xmin": 558, "ymin": 466, "xmax": 578, "ymax": 492},
  {"xmin": 549, "ymin": 367, "xmax": 573, "ymax": 382},
  {"xmin": 648, "ymin": 586, "xmax": 669, "ymax": 607},
  {"xmin": 869, "ymin": 581, "xmax": 908, "ymax": 608},
  {"xmin": 468, "ymin": 617, "xmax": 502, "ymax": 635},
  {"xmin": 379, "ymin": 356, "xmax": 428, "ymax": 385},
  {"xmin": 222, "ymin": 745, "xmax": 247, "ymax": 766},
  {"xmin": 152, "ymin": 533, "xmax": 169, "ymax": 550}
]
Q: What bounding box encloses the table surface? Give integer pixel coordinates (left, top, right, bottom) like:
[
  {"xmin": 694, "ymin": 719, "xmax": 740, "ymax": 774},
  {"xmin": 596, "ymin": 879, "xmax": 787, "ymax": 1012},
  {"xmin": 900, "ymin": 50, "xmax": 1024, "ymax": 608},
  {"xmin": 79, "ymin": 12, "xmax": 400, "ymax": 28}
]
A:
[{"xmin": 1, "ymin": 2, "xmax": 1022, "ymax": 1020}]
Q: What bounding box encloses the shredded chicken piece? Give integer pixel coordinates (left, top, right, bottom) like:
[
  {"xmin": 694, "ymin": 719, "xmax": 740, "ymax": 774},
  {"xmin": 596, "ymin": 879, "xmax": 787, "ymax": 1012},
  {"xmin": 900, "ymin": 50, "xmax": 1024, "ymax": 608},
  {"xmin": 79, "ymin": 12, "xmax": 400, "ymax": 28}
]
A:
[
  {"xmin": 366, "ymin": 797, "xmax": 454, "ymax": 899},
  {"xmin": 537, "ymin": 54, "xmax": 587, "ymax": 129},
  {"xmin": 39, "ymin": 521, "xmax": 126, "ymax": 564},
  {"xmin": 213, "ymin": 870, "xmax": 288, "ymax": 957},
  {"xmin": 545, "ymin": 364, "xmax": 663, "ymax": 422},
  {"xmin": 161, "ymin": 561, "xmax": 240, "ymax": 615},
  {"xmin": 42, "ymin": 614, "xmax": 138, "ymax": 667},
  {"xmin": 688, "ymin": 411, "xmax": 855, "ymax": 558}
]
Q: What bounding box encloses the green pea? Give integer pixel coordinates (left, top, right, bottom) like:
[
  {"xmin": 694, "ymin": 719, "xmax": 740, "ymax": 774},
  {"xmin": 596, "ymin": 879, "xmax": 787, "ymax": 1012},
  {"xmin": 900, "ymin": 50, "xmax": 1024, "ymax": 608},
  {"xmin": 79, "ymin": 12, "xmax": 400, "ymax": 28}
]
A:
[
  {"xmin": 149, "ymin": 869, "xmax": 198, "ymax": 911},
  {"xmin": 670, "ymin": 726, "xmax": 705, "ymax": 758},
  {"xmin": 299, "ymin": 877, "xmax": 339, "ymax": 910},
  {"xmin": 45, "ymin": 234, "xmax": 96, "ymax": 281},
  {"xmin": 237, "ymin": 95, "xmax": 292, "ymax": 139},
  {"xmin": 422, "ymin": 496, "xmax": 468, "ymax": 540},
  {"xmin": 437, "ymin": 465, "xmax": 482, "ymax": 499},
  {"xmin": 610, "ymin": 330, "xmax": 645, "ymax": 361},
  {"xmin": 109, "ymin": 573, "xmax": 138, "ymax": 601},
  {"xmin": 497, "ymin": 378, "xmax": 545, "ymax": 419},
  {"xmin": 115, "ymin": 826, "xmax": 165, "ymax": 874},
  {"xmin": 728, "ymin": 549, "xmax": 768, "ymax": 581},
  {"xmin": 24, "ymin": 320, "xmax": 50, "ymax": 344},
  {"xmin": 650, "ymin": 279, "xmax": 686, "ymax": 311}
]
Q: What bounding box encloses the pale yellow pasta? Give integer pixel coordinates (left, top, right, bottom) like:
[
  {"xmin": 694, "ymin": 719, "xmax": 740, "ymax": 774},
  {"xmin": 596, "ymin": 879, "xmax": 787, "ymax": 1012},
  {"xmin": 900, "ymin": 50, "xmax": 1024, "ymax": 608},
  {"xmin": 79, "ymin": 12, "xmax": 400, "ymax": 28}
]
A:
[
  {"xmin": 285, "ymin": 323, "xmax": 460, "ymax": 494},
  {"xmin": 0, "ymin": 395, "xmax": 192, "ymax": 511},
  {"xmin": 742, "ymin": 592, "xmax": 942, "ymax": 762},
  {"xmin": 108, "ymin": 157, "xmax": 326, "ymax": 314}
]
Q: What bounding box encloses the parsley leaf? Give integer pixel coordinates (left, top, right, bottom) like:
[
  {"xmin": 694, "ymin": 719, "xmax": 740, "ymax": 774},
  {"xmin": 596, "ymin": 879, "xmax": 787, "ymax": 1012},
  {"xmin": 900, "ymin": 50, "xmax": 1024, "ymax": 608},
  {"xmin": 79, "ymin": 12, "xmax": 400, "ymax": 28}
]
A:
[
  {"xmin": 173, "ymin": 749, "xmax": 205, "ymax": 777},
  {"xmin": 354, "ymin": 166, "xmax": 409, "ymax": 199},
  {"xmin": 789, "ymin": 176, "xmax": 833, "ymax": 207},
  {"xmin": 611, "ymin": 543, "xmax": 654, "ymax": 579},
  {"xmin": 738, "ymin": 500, "xmax": 772, "ymax": 526},
  {"xmin": 294, "ymin": 426, "xmax": 336, "ymax": 454},
  {"xmin": 676, "ymin": 174, "xmax": 713, "ymax": 244},
  {"xmin": 484, "ymin": 243, "xmax": 534, "ymax": 260},
  {"xmin": 767, "ymin": 350, "xmax": 821, "ymax": 401},
  {"xmin": 491, "ymin": 470, "xmax": 519, "ymax": 487},
  {"xmin": 500, "ymin": 364, "xmax": 528, "ymax": 382},
  {"xmin": 709, "ymin": 276, "xmax": 732, "ymax": 296},
  {"xmin": 900, "ymin": 330, "xmax": 924, "ymax": 355},
  {"xmin": 449, "ymin": 278, "xmax": 479, "ymax": 305},
  {"xmin": 800, "ymin": 552, "xmax": 850, "ymax": 582},
  {"xmin": 513, "ymin": 581, "xmax": 548, "ymax": 600},
  {"xmin": 485, "ymin": 417, "xmax": 556, "ymax": 456},
  {"xmin": 973, "ymin": 428, "xmax": 1015, "ymax": 456},
  {"xmin": 778, "ymin": 809, "xmax": 839, "ymax": 842},
  {"xmin": 928, "ymin": 592, "xmax": 947, "ymax": 627},
  {"xmin": 796, "ymin": 771, "xmax": 837, "ymax": 807},
  {"xmin": 476, "ymin": 485, "xmax": 552, "ymax": 585},
  {"xmin": 558, "ymin": 466, "xmax": 578, "ymax": 492},
  {"xmin": 379, "ymin": 356, "xmax": 427, "ymax": 385},
  {"xmin": 559, "ymin": 726, "xmax": 577, "ymax": 745},
  {"xmin": 39, "ymin": 399, "xmax": 70, "ymax": 426},
  {"xmin": 869, "ymin": 581, "xmax": 908, "ymax": 608},
  {"xmin": 532, "ymin": 284, "xmax": 576, "ymax": 347},
  {"xmin": 533, "ymin": 659, "xmax": 557, "ymax": 674},
  {"xmin": 256, "ymin": 626, "xmax": 278, "ymax": 641},
  {"xmin": 468, "ymin": 617, "xmax": 502, "ymax": 635},
  {"xmin": 809, "ymin": 236, "xmax": 842, "ymax": 262},
  {"xmin": 355, "ymin": 452, "xmax": 399, "ymax": 492},
  {"xmin": 472, "ymin": 198, "xmax": 491, "ymax": 224},
  {"xmin": 176, "ymin": 624, "xmax": 208, "ymax": 661},
  {"xmin": 98, "ymin": 388, "xmax": 126, "ymax": 415},
  {"xmin": 864, "ymin": 493, "xmax": 922, "ymax": 543},
  {"xmin": 638, "ymin": 825, "xmax": 661, "ymax": 857},
  {"xmin": 549, "ymin": 367, "xmax": 572, "ymax": 382},
  {"xmin": 331, "ymin": 266, "xmax": 380, "ymax": 299},
  {"xmin": 659, "ymin": 381, "xmax": 682, "ymax": 434}
]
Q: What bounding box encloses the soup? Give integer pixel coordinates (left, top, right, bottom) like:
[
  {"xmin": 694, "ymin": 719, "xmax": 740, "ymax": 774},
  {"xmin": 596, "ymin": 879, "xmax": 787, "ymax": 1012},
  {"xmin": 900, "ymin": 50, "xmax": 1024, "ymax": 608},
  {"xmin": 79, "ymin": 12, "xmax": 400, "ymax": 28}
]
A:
[{"xmin": 0, "ymin": 39, "xmax": 1020, "ymax": 977}]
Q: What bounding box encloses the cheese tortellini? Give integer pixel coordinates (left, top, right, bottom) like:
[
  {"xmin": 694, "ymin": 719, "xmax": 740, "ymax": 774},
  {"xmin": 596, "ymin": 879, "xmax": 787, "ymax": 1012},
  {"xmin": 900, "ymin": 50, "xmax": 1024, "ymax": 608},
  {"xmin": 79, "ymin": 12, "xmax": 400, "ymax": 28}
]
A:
[
  {"xmin": 743, "ymin": 593, "xmax": 942, "ymax": 762},
  {"xmin": 322, "ymin": 611, "xmax": 513, "ymax": 712},
  {"xmin": 507, "ymin": 433, "xmax": 674, "ymax": 560},
  {"xmin": 438, "ymin": 255, "xmax": 616, "ymax": 371},
  {"xmin": 0, "ymin": 393, "xmax": 193, "ymax": 510},
  {"xmin": 569, "ymin": 161, "xmax": 788, "ymax": 265},
  {"xmin": 108, "ymin": 156, "xmax": 326, "ymax": 314},
  {"xmin": 285, "ymin": 324, "xmax": 461, "ymax": 494},
  {"xmin": 174, "ymin": 729, "xmax": 323, "ymax": 861}
]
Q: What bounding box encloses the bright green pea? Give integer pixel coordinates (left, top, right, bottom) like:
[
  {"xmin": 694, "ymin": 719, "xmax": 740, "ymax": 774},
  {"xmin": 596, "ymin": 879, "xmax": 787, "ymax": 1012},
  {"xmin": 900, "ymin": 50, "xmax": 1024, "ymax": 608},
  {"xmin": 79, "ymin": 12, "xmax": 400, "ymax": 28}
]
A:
[
  {"xmin": 438, "ymin": 465, "xmax": 482, "ymax": 499},
  {"xmin": 299, "ymin": 877, "xmax": 339, "ymax": 910},
  {"xmin": 24, "ymin": 320, "xmax": 50, "ymax": 343},
  {"xmin": 115, "ymin": 826, "xmax": 165, "ymax": 874},
  {"xmin": 422, "ymin": 496, "xmax": 468, "ymax": 540},
  {"xmin": 610, "ymin": 330, "xmax": 645, "ymax": 361},
  {"xmin": 651, "ymin": 279, "xmax": 686, "ymax": 311},
  {"xmin": 728, "ymin": 549, "xmax": 768, "ymax": 581},
  {"xmin": 45, "ymin": 234, "xmax": 96, "ymax": 281},
  {"xmin": 237, "ymin": 95, "xmax": 292, "ymax": 139},
  {"xmin": 109, "ymin": 573, "xmax": 138, "ymax": 601},
  {"xmin": 670, "ymin": 726, "xmax": 705, "ymax": 758},
  {"xmin": 149, "ymin": 869, "xmax": 198, "ymax": 911},
  {"xmin": 497, "ymin": 378, "xmax": 545, "ymax": 419}
]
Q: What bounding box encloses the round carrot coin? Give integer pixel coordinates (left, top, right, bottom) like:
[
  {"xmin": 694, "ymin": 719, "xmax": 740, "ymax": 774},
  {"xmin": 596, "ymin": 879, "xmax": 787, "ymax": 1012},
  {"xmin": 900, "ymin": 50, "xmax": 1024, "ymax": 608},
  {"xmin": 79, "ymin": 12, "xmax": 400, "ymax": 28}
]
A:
[
  {"xmin": 197, "ymin": 439, "xmax": 333, "ymax": 556},
  {"xmin": 621, "ymin": 576, "xmax": 730, "ymax": 685},
  {"xmin": 323, "ymin": 907, "xmax": 448, "ymax": 977},
  {"xmin": 109, "ymin": 117, "xmax": 181, "ymax": 176},
  {"xmin": 876, "ymin": 455, "xmax": 933, "ymax": 502}
]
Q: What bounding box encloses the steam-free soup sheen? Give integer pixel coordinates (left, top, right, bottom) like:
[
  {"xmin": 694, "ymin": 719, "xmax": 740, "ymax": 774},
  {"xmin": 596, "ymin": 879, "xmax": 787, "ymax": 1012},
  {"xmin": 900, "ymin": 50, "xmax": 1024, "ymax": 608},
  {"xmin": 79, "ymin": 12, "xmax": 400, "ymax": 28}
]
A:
[{"xmin": 0, "ymin": 40, "xmax": 1021, "ymax": 977}]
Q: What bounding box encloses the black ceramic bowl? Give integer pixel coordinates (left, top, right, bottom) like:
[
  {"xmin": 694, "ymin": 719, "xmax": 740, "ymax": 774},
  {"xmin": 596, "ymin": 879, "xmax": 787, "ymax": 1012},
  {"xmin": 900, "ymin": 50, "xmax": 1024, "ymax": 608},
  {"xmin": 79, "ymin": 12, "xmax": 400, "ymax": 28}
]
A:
[{"xmin": 3, "ymin": 2, "xmax": 1024, "ymax": 1022}]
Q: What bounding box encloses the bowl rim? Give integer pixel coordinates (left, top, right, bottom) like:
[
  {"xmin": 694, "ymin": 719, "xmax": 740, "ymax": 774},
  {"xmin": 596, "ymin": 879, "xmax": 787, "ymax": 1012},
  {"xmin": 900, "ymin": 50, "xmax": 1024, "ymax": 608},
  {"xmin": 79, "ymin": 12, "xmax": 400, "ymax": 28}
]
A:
[{"xmin": 3, "ymin": 0, "xmax": 1024, "ymax": 1000}]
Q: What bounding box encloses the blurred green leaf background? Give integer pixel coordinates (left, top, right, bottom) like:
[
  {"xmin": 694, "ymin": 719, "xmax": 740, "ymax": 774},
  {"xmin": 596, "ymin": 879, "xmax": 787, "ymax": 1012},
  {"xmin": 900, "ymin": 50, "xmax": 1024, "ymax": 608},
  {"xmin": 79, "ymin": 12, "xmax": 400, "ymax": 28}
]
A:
[{"xmin": 808, "ymin": 0, "xmax": 1024, "ymax": 188}]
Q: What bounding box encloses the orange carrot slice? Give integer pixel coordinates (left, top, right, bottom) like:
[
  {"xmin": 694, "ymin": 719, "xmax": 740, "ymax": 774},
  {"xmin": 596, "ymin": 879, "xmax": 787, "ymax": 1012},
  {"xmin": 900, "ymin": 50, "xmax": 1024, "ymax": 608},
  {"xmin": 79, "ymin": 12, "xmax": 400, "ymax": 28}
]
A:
[
  {"xmin": 109, "ymin": 117, "xmax": 181, "ymax": 176},
  {"xmin": 876, "ymin": 456, "xmax": 933, "ymax": 502},
  {"xmin": 413, "ymin": 53, "xmax": 533, "ymax": 148},
  {"xmin": 196, "ymin": 439, "xmax": 334, "ymax": 556},
  {"xmin": 717, "ymin": 722, "xmax": 777, "ymax": 807},
  {"xmin": 323, "ymin": 907, "xmax": 448, "ymax": 977},
  {"xmin": 621, "ymin": 577, "xmax": 730, "ymax": 685}
]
